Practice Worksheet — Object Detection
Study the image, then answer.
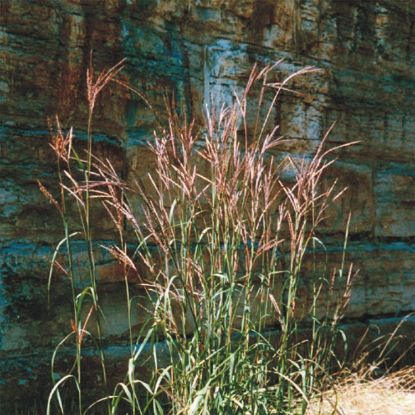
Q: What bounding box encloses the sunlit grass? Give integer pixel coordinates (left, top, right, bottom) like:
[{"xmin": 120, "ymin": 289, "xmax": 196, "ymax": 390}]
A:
[{"xmin": 42, "ymin": 60, "xmax": 358, "ymax": 414}]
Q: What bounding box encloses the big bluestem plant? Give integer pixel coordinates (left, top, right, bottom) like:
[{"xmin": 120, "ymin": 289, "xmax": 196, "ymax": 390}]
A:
[{"xmin": 41, "ymin": 60, "xmax": 356, "ymax": 415}]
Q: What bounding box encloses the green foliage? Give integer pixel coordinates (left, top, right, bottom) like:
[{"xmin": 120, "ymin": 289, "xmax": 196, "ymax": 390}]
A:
[{"xmin": 43, "ymin": 61, "xmax": 355, "ymax": 414}]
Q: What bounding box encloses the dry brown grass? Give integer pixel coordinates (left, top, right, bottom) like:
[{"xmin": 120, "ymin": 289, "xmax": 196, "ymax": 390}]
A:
[{"xmin": 307, "ymin": 367, "xmax": 415, "ymax": 415}]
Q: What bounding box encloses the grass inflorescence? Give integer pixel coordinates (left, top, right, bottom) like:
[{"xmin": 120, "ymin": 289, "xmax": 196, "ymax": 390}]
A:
[{"xmin": 42, "ymin": 60, "xmax": 359, "ymax": 414}]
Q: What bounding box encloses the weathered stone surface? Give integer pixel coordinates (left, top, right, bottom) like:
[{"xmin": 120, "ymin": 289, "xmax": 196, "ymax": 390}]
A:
[
  {"xmin": 320, "ymin": 161, "xmax": 375, "ymax": 235},
  {"xmin": 374, "ymin": 164, "xmax": 415, "ymax": 237},
  {"xmin": 1, "ymin": 0, "xmax": 415, "ymax": 410}
]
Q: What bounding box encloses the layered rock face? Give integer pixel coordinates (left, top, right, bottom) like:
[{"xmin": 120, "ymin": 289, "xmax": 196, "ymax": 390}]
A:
[{"xmin": 1, "ymin": 0, "xmax": 415, "ymax": 409}]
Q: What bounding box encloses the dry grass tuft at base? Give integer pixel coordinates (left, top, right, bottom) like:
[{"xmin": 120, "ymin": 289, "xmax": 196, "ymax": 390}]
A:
[{"xmin": 307, "ymin": 367, "xmax": 415, "ymax": 415}]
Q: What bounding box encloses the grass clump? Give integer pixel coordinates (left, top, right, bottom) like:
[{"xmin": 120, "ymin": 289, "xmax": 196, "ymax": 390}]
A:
[
  {"xmin": 307, "ymin": 367, "xmax": 415, "ymax": 415},
  {"xmin": 42, "ymin": 60, "xmax": 357, "ymax": 414}
]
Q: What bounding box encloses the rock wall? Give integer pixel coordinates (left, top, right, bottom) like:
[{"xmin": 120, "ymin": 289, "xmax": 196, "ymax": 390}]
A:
[{"xmin": 1, "ymin": 0, "xmax": 415, "ymax": 409}]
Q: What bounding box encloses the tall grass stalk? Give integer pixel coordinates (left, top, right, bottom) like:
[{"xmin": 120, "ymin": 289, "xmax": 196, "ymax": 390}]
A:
[
  {"xmin": 41, "ymin": 60, "xmax": 125, "ymax": 414},
  {"xmin": 43, "ymin": 61, "xmax": 356, "ymax": 414}
]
